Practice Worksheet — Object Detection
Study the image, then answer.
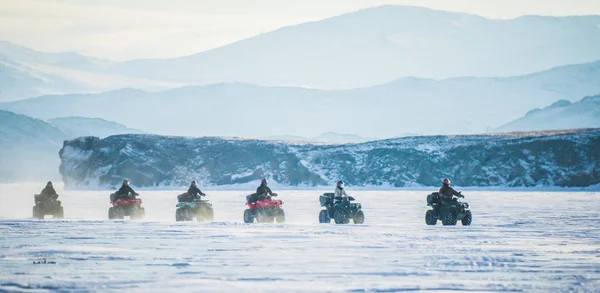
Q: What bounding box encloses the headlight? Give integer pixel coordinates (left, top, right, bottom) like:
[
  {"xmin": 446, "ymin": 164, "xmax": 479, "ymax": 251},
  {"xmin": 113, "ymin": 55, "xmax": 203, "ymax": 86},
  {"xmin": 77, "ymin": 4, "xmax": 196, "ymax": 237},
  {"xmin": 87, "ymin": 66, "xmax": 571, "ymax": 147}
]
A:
[{"xmin": 462, "ymin": 203, "xmax": 469, "ymax": 209}]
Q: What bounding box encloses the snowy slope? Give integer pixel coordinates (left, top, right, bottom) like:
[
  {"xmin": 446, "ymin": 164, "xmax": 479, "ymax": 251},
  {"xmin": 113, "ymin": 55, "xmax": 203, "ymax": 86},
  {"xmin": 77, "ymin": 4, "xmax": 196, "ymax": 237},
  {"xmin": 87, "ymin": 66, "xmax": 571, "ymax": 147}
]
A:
[
  {"xmin": 0, "ymin": 185, "xmax": 599, "ymax": 292},
  {"xmin": 0, "ymin": 41, "xmax": 182, "ymax": 101},
  {"xmin": 49, "ymin": 117, "xmax": 146, "ymax": 138},
  {"xmin": 495, "ymin": 95, "xmax": 600, "ymax": 132},
  {"xmin": 59, "ymin": 129, "xmax": 600, "ymax": 188},
  {"xmin": 3, "ymin": 60, "xmax": 600, "ymax": 137},
  {"xmin": 0, "ymin": 111, "xmax": 144, "ymax": 182},
  {"xmin": 108, "ymin": 6, "xmax": 600, "ymax": 89},
  {"xmin": 0, "ymin": 110, "xmax": 67, "ymax": 181}
]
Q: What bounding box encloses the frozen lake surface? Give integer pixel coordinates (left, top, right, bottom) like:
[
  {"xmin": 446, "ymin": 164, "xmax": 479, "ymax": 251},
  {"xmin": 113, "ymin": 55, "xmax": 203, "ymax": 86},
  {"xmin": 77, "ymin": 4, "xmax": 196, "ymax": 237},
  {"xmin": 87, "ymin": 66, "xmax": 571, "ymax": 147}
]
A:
[{"xmin": 1, "ymin": 184, "xmax": 599, "ymax": 292}]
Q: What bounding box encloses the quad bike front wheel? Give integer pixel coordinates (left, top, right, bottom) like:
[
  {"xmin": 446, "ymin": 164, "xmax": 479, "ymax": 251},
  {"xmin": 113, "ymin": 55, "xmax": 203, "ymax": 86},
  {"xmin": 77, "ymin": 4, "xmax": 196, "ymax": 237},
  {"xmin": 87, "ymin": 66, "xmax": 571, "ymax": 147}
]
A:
[
  {"xmin": 33, "ymin": 206, "xmax": 44, "ymax": 219},
  {"xmin": 109, "ymin": 207, "xmax": 124, "ymax": 220},
  {"xmin": 442, "ymin": 211, "xmax": 457, "ymax": 226},
  {"xmin": 318, "ymin": 210, "xmax": 330, "ymax": 223},
  {"xmin": 243, "ymin": 209, "xmax": 254, "ymax": 223},
  {"xmin": 461, "ymin": 210, "xmax": 472, "ymax": 226},
  {"xmin": 353, "ymin": 210, "xmax": 364, "ymax": 224},
  {"xmin": 425, "ymin": 210, "xmax": 437, "ymax": 225},
  {"xmin": 55, "ymin": 206, "xmax": 64, "ymax": 219},
  {"xmin": 175, "ymin": 208, "xmax": 184, "ymax": 221},
  {"xmin": 333, "ymin": 208, "xmax": 349, "ymax": 224},
  {"xmin": 275, "ymin": 209, "xmax": 285, "ymax": 223}
]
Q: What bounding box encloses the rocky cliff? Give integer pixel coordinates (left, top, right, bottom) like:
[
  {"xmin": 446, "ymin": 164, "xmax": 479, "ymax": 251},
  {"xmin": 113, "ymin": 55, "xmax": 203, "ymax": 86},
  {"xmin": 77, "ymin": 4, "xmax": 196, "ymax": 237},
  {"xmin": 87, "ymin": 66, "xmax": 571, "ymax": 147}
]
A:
[{"xmin": 59, "ymin": 129, "xmax": 600, "ymax": 188}]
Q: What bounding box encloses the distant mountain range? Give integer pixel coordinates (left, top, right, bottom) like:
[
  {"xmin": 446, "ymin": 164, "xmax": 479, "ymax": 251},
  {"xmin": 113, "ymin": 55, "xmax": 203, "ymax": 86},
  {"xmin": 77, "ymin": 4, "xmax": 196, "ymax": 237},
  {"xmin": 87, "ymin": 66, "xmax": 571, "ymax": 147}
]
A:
[
  {"xmin": 59, "ymin": 129, "xmax": 600, "ymax": 188},
  {"xmin": 495, "ymin": 95, "xmax": 600, "ymax": 132},
  {"xmin": 2, "ymin": 60, "xmax": 599, "ymax": 137},
  {"xmin": 0, "ymin": 41, "xmax": 181, "ymax": 101},
  {"xmin": 2, "ymin": 5, "xmax": 600, "ymax": 101},
  {"xmin": 48, "ymin": 117, "xmax": 145, "ymax": 139},
  {"xmin": 0, "ymin": 110, "xmax": 146, "ymax": 181},
  {"xmin": 106, "ymin": 5, "xmax": 600, "ymax": 88}
]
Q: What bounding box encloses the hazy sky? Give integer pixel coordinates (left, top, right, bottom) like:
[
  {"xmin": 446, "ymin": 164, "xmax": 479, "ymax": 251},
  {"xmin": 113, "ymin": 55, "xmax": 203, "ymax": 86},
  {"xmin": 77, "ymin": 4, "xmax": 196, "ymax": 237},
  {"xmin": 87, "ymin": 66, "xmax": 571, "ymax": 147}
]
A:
[{"xmin": 1, "ymin": 0, "xmax": 599, "ymax": 61}]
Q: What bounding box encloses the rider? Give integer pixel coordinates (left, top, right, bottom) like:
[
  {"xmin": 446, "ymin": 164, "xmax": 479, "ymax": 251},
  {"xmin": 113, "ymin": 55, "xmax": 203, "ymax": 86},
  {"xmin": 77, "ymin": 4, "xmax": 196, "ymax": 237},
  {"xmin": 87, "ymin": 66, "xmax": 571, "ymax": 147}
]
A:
[
  {"xmin": 115, "ymin": 180, "xmax": 137, "ymax": 200},
  {"xmin": 247, "ymin": 179, "xmax": 275, "ymax": 203},
  {"xmin": 256, "ymin": 179, "xmax": 274, "ymax": 196},
  {"xmin": 39, "ymin": 181, "xmax": 59, "ymax": 201},
  {"xmin": 180, "ymin": 180, "xmax": 205, "ymax": 202},
  {"xmin": 334, "ymin": 180, "xmax": 349, "ymax": 199},
  {"xmin": 439, "ymin": 178, "xmax": 462, "ymax": 203}
]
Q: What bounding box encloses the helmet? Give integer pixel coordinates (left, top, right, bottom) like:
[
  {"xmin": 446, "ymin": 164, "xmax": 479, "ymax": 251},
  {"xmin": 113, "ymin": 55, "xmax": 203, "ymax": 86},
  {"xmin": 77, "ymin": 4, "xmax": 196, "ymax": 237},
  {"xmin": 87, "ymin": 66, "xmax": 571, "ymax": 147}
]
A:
[
  {"xmin": 442, "ymin": 178, "xmax": 451, "ymax": 185},
  {"xmin": 123, "ymin": 180, "xmax": 130, "ymax": 186},
  {"xmin": 261, "ymin": 179, "xmax": 268, "ymax": 186},
  {"xmin": 191, "ymin": 180, "xmax": 197, "ymax": 187},
  {"xmin": 337, "ymin": 180, "xmax": 344, "ymax": 188},
  {"xmin": 46, "ymin": 181, "xmax": 53, "ymax": 187}
]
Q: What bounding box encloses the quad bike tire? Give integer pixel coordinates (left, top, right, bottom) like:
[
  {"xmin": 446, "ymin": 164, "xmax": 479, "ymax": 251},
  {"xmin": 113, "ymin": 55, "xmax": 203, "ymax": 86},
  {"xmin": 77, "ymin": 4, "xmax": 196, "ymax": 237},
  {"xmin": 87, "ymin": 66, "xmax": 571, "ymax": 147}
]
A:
[
  {"xmin": 353, "ymin": 210, "xmax": 365, "ymax": 224},
  {"xmin": 442, "ymin": 211, "xmax": 457, "ymax": 226},
  {"xmin": 243, "ymin": 209, "xmax": 254, "ymax": 223},
  {"xmin": 333, "ymin": 208, "xmax": 349, "ymax": 224},
  {"xmin": 425, "ymin": 210, "xmax": 437, "ymax": 225},
  {"xmin": 109, "ymin": 207, "xmax": 124, "ymax": 220},
  {"xmin": 55, "ymin": 206, "xmax": 64, "ymax": 219},
  {"xmin": 275, "ymin": 209, "xmax": 285, "ymax": 223},
  {"xmin": 136, "ymin": 207, "xmax": 145, "ymax": 220},
  {"xmin": 176, "ymin": 208, "xmax": 184, "ymax": 221},
  {"xmin": 33, "ymin": 206, "xmax": 44, "ymax": 219},
  {"xmin": 319, "ymin": 210, "xmax": 330, "ymax": 223},
  {"xmin": 461, "ymin": 210, "xmax": 472, "ymax": 226}
]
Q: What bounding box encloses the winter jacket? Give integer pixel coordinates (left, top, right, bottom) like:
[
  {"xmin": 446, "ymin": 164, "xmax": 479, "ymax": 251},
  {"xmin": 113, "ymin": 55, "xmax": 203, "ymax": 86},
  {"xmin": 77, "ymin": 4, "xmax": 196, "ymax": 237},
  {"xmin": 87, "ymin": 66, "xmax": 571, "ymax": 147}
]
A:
[
  {"xmin": 334, "ymin": 187, "xmax": 349, "ymax": 198},
  {"xmin": 256, "ymin": 184, "xmax": 273, "ymax": 196},
  {"xmin": 187, "ymin": 186, "xmax": 205, "ymax": 197},
  {"xmin": 40, "ymin": 186, "xmax": 58, "ymax": 200},
  {"xmin": 116, "ymin": 184, "xmax": 136, "ymax": 197},
  {"xmin": 439, "ymin": 185, "xmax": 460, "ymax": 201}
]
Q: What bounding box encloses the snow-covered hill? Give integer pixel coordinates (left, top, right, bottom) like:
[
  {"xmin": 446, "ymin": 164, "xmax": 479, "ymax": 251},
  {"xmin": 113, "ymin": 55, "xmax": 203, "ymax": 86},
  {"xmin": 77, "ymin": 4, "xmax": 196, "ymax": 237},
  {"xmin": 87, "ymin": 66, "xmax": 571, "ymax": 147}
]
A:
[
  {"xmin": 59, "ymin": 129, "xmax": 600, "ymax": 188},
  {"xmin": 3, "ymin": 61, "xmax": 600, "ymax": 137},
  {"xmin": 0, "ymin": 110, "xmax": 66, "ymax": 181},
  {"xmin": 0, "ymin": 41, "xmax": 182, "ymax": 101},
  {"xmin": 48, "ymin": 117, "xmax": 146, "ymax": 139},
  {"xmin": 495, "ymin": 95, "xmax": 600, "ymax": 132},
  {"xmin": 0, "ymin": 111, "xmax": 147, "ymax": 182},
  {"xmin": 108, "ymin": 6, "xmax": 600, "ymax": 89}
]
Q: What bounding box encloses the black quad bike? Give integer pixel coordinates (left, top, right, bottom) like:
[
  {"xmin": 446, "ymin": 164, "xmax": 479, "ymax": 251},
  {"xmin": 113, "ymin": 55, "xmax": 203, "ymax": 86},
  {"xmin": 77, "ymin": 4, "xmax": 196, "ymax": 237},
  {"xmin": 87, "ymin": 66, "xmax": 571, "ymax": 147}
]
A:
[
  {"xmin": 319, "ymin": 193, "xmax": 364, "ymax": 224},
  {"xmin": 32, "ymin": 194, "xmax": 64, "ymax": 219},
  {"xmin": 425, "ymin": 192, "xmax": 472, "ymax": 226}
]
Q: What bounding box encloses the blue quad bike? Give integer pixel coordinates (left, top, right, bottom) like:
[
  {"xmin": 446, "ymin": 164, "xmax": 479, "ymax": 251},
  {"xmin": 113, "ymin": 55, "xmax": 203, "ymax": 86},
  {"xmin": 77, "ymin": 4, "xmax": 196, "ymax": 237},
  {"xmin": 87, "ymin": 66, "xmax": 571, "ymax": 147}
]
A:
[
  {"xmin": 425, "ymin": 192, "xmax": 472, "ymax": 226},
  {"xmin": 318, "ymin": 193, "xmax": 364, "ymax": 224},
  {"xmin": 175, "ymin": 195, "xmax": 214, "ymax": 222}
]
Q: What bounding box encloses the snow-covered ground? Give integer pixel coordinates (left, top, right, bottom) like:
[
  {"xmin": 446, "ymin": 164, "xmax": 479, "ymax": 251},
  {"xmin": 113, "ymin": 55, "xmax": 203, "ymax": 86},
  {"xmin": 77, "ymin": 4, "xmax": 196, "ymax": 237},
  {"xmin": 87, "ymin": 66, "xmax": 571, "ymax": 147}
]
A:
[{"xmin": 1, "ymin": 183, "xmax": 599, "ymax": 292}]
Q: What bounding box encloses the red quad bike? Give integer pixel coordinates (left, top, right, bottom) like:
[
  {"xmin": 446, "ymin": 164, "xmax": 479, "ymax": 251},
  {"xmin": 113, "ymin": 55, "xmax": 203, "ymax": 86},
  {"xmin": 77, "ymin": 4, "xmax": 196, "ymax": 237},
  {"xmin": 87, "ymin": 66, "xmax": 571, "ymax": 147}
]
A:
[
  {"xmin": 243, "ymin": 193, "xmax": 285, "ymax": 223},
  {"xmin": 108, "ymin": 193, "xmax": 146, "ymax": 220}
]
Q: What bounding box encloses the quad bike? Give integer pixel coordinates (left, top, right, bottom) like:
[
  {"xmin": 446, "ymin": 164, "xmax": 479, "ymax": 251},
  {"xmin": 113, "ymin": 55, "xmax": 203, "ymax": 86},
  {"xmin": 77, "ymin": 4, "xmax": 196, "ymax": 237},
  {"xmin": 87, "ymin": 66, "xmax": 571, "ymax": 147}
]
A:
[
  {"xmin": 175, "ymin": 193, "xmax": 214, "ymax": 222},
  {"xmin": 32, "ymin": 194, "xmax": 64, "ymax": 219},
  {"xmin": 108, "ymin": 193, "xmax": 145, "ymax": 220},
  {"xmin": 243, "ymin": 193, "xmax": 285, "ymax": 223},
  {"xmin": 323, "ymin": 195, "xmax": 364, "ymax": 224},
  {"xmin": 425, "ymin": 192, "xmax": 472, "ymax": 226}
]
